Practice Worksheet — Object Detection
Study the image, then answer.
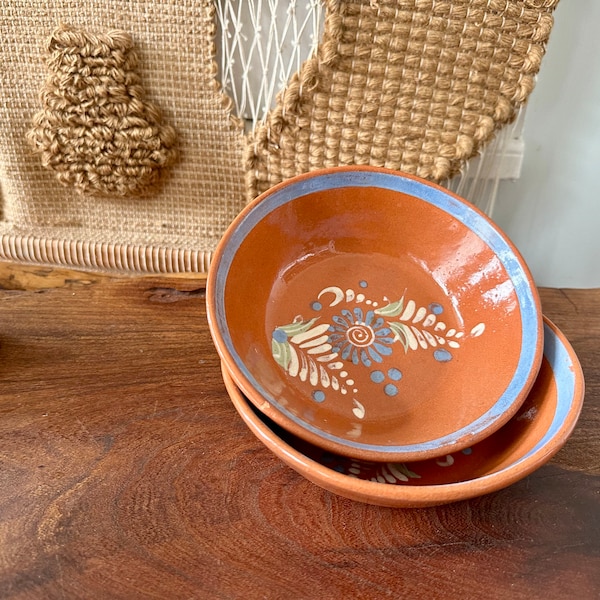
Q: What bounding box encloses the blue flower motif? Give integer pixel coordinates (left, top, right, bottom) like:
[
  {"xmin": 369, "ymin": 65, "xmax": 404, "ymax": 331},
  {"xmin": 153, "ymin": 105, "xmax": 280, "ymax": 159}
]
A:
[{"xmin": 328, "ymin": 307, "xmax": 396, "ymax": 367}]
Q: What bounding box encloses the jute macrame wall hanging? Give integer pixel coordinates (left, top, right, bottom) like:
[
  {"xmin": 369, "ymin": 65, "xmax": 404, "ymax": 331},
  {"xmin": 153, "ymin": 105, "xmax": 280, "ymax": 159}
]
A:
[
  {"xmin": 246, "ymin": 0, "xmax": 561, "ymax": 198},
  {"xmin": 0, "ymin": 0, "xmax": 559, "ymax": 275}
]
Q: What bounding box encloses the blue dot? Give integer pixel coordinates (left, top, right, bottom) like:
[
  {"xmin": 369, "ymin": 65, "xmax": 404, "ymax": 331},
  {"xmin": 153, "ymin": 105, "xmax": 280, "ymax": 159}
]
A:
[
  {"xmin": 312, "ymin": 390, "xmax": 326, "ymax": 403},
  {"xmin": 387, "ymin": 368, "xmax": 402, "ymax": 381},
  {"xmin": 461, "ymin": 447, "xmax": 472, "ymax": 455},
  {"xmin": 429, "ymin": 303, "xmax": 444, "ymax": 315},
  {"xmin": 359, "ymin": 280, "xmax": 368, "ymax": 288},
  {"xmin": 370, "ymin": 370, "xmax": 385, "ymax": 384},
  {"xmin": 272, "ymin": 329, "xmax": 287, "ymax": 342},
  {"xmin": 311, "ymin": 301, "xmax": 322, "ymax": 311},
  {"xmin": 384, "ymin": 383, "xmax": 398, "ymax": 397},
  {"xmin": 434, "ymin": 348, "xmax": 453, "ymax": 362}
]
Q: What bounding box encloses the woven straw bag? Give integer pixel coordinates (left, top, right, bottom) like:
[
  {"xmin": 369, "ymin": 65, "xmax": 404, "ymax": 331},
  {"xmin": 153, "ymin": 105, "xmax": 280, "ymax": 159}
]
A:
[{"xmin": 0, "ymin": 0, "xmax": 560, "ymax": 275}]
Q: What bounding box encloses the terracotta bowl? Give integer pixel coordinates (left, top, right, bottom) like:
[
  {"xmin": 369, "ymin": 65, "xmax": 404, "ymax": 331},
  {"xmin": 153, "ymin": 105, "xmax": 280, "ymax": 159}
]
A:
[
  {"xmin": 207, "ymin": 166, "xmax": 543, "ymax": 462},
  {"xmin": 221, "ymin": 317, "xmax": 584, "ymax": 508}
]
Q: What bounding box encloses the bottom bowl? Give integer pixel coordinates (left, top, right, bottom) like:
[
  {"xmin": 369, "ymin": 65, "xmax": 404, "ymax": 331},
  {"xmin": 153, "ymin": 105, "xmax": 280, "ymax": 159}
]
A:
[{"xmin": 221, "ymin": 317, "xmax": 584, "ymax": 508}]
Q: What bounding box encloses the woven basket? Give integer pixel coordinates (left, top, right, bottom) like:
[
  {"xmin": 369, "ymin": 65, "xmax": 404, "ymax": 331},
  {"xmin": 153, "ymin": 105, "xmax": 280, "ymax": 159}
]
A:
[{"xmin": 0, "ymin": 0, "xmax": 560, "ymax": 275}]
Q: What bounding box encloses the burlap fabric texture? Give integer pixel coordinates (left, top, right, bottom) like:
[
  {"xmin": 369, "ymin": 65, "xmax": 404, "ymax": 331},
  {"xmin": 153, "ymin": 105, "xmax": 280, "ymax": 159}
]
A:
[{"xmin": 0, "ymin": 0, "xmax": 559, "ymax": 274}]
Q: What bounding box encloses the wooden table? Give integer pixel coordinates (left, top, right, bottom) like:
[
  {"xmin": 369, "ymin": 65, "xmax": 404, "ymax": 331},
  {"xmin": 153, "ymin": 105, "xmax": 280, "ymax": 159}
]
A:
[{"xmin": 0, "ymin": 262, "xmax": 598, "ymax": 599}]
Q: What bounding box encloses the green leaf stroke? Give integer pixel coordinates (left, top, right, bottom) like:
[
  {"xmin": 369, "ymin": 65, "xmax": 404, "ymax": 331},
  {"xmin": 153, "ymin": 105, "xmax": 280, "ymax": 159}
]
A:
[
  {"xmin": 388, "ymin": 321, "xmax": 411, "ymax": 353},
  {"xmin": 374, "ymin": 298, "xmax": 404, "ymax": 318},
  {"xmin": 278, "ymin": 317, "xmax": 320, "ymax": 336},
  {"xmin": 272, "ymin": 338, "xmax": 292, "ymax": 370}
]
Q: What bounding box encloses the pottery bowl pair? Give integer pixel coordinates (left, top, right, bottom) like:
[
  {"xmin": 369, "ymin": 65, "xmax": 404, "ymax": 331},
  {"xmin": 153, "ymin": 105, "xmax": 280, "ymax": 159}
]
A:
[
  {"xmin": 207, "ymin": 166, "xmax": 544, "ymax": 465},
  {"xmin": 220, "ymin": 317, "xmax": 584, "ymax": 508}
]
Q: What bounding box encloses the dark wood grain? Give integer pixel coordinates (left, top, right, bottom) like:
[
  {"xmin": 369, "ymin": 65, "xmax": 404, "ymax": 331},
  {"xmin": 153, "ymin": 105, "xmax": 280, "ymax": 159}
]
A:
[{"xmin": 0, "ymin": 262, "xmax": 598, "ymax": 599}]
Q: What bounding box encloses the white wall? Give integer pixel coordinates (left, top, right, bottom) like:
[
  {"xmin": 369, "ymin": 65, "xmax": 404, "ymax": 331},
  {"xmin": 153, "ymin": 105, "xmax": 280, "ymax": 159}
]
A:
[{"xmin": 492, "ymin": 1, "xmax": 600, "ymax": 288}]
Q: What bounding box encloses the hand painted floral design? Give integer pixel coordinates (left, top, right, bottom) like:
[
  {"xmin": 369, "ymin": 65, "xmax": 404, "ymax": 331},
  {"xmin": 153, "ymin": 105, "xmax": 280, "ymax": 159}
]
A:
[
  {"xmin": 271, "ymin": 280, "xmax": 485, "ymax": 421},
  {"xmin": 328, "ymin": 308, "xmax": 395, "ymax": 366}
]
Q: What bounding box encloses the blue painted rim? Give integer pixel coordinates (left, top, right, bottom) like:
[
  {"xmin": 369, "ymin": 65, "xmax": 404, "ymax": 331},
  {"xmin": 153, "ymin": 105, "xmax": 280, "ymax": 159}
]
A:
[
  {"xmin": 212, "ymin": 168, "xmax": 542, "ymax": 457},
  {"xmin": 498, "ymin": 319, "xmax": 577, "ymax": 470}
]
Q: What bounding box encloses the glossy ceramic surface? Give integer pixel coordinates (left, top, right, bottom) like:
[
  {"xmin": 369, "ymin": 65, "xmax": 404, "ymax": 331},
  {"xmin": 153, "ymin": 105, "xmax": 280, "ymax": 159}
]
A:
[
  {"xmin": 222, "ymin": 317, "xmax": 584, "ymax": 508},
  {"xmin": 207, "ymin": 166, "xmax": 543, "ymax": 462}
]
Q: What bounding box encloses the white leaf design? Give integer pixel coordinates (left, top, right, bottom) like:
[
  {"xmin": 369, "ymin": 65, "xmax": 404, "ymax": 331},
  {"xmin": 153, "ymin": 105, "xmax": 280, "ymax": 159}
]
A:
[{"xmin": 352, "ymin": 399, "xmax": 365, "ymax": 419}]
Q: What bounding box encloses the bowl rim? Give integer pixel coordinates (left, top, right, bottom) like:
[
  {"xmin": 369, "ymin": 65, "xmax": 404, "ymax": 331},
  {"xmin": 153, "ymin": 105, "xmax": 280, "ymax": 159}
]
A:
[
  {"xmin": 221, "ymin": 316, "xmax": 585, "ymax": 508},
  {"xmin": 207, "ymin": 165, "xmax": 544, "ymax": 462}
]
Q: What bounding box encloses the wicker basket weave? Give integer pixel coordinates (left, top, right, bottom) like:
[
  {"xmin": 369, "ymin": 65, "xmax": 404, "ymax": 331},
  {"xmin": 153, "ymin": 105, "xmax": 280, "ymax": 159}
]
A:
[{"xmin": 0, "ymin": 0, "xmax": 559, "ymax": 274}]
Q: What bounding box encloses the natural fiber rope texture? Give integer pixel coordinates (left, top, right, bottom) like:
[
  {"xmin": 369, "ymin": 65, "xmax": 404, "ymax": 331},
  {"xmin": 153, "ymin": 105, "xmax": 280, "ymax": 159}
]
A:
[
  {"xmin": 0, "ymin": 0, "xmax": 246, "ymax": 267},
  {"xmin": 0, "ymin": 0, "xmax": 560, "ymax": 274},
  {"xmin": 27, "ymin": 24, "xmax": 178, "ymax": 197},
  {"xmin": 246, "ymin": 0, "xmax": 560, "ymax": 199}
]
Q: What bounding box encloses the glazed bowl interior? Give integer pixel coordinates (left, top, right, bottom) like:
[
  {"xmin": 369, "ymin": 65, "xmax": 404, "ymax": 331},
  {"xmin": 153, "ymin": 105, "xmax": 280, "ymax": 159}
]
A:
[
  {"xmin": 221, "ymin": 317, "xmax": 584, "ymax": 508},
  {"xmin": 207, "ymin": 166, "xmax": 543, "ymax": 462}
]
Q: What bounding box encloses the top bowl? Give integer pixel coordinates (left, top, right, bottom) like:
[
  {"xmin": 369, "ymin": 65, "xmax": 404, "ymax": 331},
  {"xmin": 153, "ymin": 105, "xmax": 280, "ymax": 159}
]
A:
[{"xmin": 207, "ymin": 166, "xmax": 543, "ymax": 462}]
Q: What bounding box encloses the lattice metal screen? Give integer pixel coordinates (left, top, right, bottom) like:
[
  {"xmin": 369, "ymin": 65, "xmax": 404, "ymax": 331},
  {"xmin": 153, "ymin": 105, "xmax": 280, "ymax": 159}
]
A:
[{"xmin": 215, "ymin": 0, "xmax": 323, "ymax": 127}]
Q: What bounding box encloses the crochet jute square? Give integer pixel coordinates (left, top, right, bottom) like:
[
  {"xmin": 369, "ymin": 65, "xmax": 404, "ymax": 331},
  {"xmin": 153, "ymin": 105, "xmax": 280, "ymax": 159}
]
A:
[{"xmin": 0, "ymin": 0, "xmax": 559, "ymax": 274}]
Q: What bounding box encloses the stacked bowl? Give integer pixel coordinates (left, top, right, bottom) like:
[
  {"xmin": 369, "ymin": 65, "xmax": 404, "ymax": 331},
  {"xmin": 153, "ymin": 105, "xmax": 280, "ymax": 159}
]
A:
[{"xmin": 206, "ymin": 166, "xmax": 584, "ymax": 507}]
